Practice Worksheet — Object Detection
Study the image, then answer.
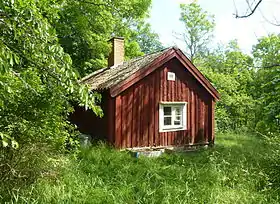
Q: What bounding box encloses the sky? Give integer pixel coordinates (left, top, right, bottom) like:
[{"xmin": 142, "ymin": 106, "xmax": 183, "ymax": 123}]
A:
[{"xmin": 148, "ymin": 0, "xmax": 280, "ymax": 54}]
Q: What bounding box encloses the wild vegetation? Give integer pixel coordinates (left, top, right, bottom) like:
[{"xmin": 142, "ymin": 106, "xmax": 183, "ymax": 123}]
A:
[
  {"xmin": 0, "ymin": 0, "xmax": 280, "ymax": 203},
  {"xmin": 1, "ymin": 133, "xmax": 280, "ymax": 203}
]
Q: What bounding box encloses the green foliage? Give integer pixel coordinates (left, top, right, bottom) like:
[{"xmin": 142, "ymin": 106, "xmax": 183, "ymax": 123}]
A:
[
  {"xmin": 54, "ymin": 0, "xmax": 153, "ymax": 77},
  {"xmin": 263, "ymin": 134, "xmax": 280, "ymax": 193},
  {"xmin": 178, "ymin": 2, "xmax": 215, "ymax": 62},
  {"xmin": 3, "ymin": 133, "xmax": 279, "ymax": 203},
  {"xmin": 199, "ymin": 41, "xmax": 255, "ymax": 131},
  {"xmin": 132, "ymin": 22, "xmax": 164, "ymax": 54},
  {"xmin": 252, "ymin": 34, "xmax": 280, "ymax": 133},
  {"xmin": 0, "ymin": 143, "xmax": 59, "ymax": 201},
  {"xmin": 0, "ymin": 0, "xmax": 102, "ymax": 147}
]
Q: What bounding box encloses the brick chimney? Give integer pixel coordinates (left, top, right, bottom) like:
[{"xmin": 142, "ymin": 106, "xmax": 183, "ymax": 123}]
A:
[{"xmin": 108, "ymin": 37, "xmax": 124, "ymax": 67}]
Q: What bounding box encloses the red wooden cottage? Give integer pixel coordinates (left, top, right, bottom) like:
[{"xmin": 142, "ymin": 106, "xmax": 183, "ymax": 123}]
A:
[{"xmin": 71, "ymin": 37, "xmax": 220, "ymax": 149}]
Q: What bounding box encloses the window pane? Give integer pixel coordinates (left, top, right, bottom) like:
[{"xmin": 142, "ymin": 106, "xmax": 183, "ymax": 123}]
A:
[
  {"xmin": 174, "ymin": 114, "xmax": 182, "ymax": 126},
  {"xmin": 175, "ymin": 116, "xmax": 181, "ymax": 121},
  {"xmin": 174, "ymin": 107, "xmax": 181, "ymax": 115},
  {"xmin": 164, "ymin": 117, "xmax": 172, "ymax": 125},
  {"xmin": 163, "ymin": 107, "xmax": 171, "ymax": 116}
]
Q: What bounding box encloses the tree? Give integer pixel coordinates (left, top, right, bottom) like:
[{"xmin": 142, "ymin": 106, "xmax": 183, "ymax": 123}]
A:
[
  {"xmin": 199, "ymin": 41, "xmax": 255, "ymax": 131},
  {"xmin": 133, "ymin": 22, "xmax": 164, "ymax": 54},
  {"xmin": 176, "ymin": 3, "xmax": 215, "ymax": 63},
  {"xmin": 0, "ymin": 0, "xmax": 102, "ymax": 148},
  {"xmin": 54, "ymin": 0, "xmax": 152, "ymax": 77},
  {"xmin": 0, "ymin": 0, "xmax": 158, "ymax": 148},
  {"xmin": 252, "ymin": 34, "xmax": 280, "ymax": 133}
]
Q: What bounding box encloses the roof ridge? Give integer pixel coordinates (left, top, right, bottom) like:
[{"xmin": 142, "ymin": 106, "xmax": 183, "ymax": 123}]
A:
[
  {"xmin": 79, "ymin": 47, "xmax": 175, "ymax": 88},
  {"xmin": 80, "ymin": 48, "xmax": 170, "ymax": 82}
]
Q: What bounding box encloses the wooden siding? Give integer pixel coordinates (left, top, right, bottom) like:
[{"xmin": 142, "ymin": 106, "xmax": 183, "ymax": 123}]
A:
[
  {"xmin": 113, "ymin": 59, "xmax": 214, "ymax": 148},
  {"xmin": 70, "ymin": 91, "xmax": 110, "ymax": 141}
]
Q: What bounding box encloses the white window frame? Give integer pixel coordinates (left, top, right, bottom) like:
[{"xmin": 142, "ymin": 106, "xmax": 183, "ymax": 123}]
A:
[
  {"xmin": 167, "ymin": 72, "xmax": 176, "ymax": 81},
  {"xmin": 159, "ymin": 102, "xmax": 187, "ymax": 132}
]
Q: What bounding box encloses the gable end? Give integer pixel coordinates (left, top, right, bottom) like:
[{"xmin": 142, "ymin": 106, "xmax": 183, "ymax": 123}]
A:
[{"xmin": 110, "ymin": 48, "xmax": 220, "ymax": 101}]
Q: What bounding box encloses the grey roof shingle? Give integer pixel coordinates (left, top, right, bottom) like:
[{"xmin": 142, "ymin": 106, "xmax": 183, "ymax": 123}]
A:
[{"xmin": 80, "ymin": 47, "xmax": 172, "ymax": 90}]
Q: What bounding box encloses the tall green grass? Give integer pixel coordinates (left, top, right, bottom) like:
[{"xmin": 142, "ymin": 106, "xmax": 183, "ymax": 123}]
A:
[{"xmin": 3, "ymin": 133, "xmax": 280, "ymax": 203}]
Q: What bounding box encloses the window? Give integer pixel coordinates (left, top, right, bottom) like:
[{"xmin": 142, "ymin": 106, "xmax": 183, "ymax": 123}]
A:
[
  {"xmin": 167, "ymin": 72, "xmax": 176, "ymax": 81},
  {"xmin": 159, "ymin": 102, "xmax": 187, "ymax": 132}
]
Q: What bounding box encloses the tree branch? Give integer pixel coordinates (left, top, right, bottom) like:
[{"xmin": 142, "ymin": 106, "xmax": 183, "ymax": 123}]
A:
[
  {"xmin": 0, "ymin": 39, "xmax": 68, "ymax": 89},
  {"xmin": 71, "ymin": 0, "xmax": 123, "ymax": 21},
  {"xmin": 259, "ymin": 64, "xmax": 280, "ymax": 69},
  {"xmin": 235, "ymin": 0, "xmax": 263, "ymax": 18},
  {"xmin": 74, "ymin": 0, "xmax": 108, "ymax": 7},
  {"xmin": 250, "ymin": 64, "xmax": 280, "ymax": 69},
  {"xmin": 259, "ymin": 8, "xmax": 280, "ymax": 26},
  {"xmin": 11, "ymin": 71, "xmax": 41, "ymax": 96}
]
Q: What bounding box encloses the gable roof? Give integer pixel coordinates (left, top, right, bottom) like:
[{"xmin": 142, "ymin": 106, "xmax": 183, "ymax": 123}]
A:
[
  {"xmin": 80, "ymin": 47, "xmax": 220, "ymax": 100},
  {"xmin": 80, "ymin": 47, "xmax": 170, "ymax": 90}
]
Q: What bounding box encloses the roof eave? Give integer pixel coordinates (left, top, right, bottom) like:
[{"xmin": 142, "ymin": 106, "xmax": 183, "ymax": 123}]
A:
[{"xmin": 173, "ymin": 48, "xmax": 220, "ymax": 101}]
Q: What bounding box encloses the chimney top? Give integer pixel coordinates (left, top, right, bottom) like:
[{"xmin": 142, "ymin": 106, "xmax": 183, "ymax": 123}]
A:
[
  {"xmin": 108, "ymin": 36, "xmax": 124, "ymax": 41},
  {"xmin": 108, "ymin": 37, "xmax": 125, "ymax": 67}
]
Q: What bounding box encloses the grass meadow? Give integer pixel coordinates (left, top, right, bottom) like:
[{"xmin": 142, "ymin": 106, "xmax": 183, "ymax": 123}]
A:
[{"xmin": 1, "ymin": 132, "xmax": 280, "ymax": 203}]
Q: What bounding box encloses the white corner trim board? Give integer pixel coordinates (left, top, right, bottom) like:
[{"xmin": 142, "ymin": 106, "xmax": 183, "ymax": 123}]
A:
[{"xmin": 159, "ymin": 102, "xmax": 187, "ymax": 132}]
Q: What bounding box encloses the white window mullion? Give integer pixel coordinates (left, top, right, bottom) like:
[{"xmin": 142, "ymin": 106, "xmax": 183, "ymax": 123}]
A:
[{"xmin": 171, "ymin": 107, "xmax": 175, "ymax": 127}]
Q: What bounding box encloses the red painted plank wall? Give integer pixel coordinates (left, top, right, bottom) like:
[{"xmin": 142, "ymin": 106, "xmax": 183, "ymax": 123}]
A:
[
  {"xmin": 113, "ymin": 58, "xmax": 214, "ymax": 148},
  {"xmin": 70, "ymin": 91, "xmax": 110, "ymax": 141}
]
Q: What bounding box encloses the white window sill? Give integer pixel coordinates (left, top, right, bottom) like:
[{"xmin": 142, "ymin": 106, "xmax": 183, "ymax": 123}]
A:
[{"xmin": 159, "ymin": 127, "xmax": 187, "ymax": 133}]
